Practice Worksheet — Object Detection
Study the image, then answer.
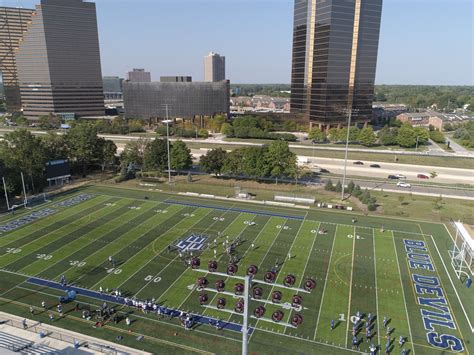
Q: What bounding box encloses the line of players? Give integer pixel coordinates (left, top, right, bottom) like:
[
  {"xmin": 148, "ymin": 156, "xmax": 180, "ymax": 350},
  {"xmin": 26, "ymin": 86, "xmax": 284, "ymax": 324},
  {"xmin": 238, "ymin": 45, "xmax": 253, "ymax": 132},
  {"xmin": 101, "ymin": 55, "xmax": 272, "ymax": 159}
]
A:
[{"xmin": 330, "ymin": 311, "xmax": 409, "ymax": 355}]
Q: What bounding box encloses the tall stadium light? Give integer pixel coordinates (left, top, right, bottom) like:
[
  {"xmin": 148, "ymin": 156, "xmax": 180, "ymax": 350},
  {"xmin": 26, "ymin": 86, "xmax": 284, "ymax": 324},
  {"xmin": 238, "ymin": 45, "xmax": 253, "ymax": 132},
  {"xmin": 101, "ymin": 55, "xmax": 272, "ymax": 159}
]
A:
[
  {"xmin": 341, "ymin": 108, "xmax": 359, "ymax": 201},
  {"xmin": 191, "ymin": 261, "xmax": 311, "ymax": 355},
  {"xmin": 162, "ymin": 104, "xmax": 173, "ymax": 184}
]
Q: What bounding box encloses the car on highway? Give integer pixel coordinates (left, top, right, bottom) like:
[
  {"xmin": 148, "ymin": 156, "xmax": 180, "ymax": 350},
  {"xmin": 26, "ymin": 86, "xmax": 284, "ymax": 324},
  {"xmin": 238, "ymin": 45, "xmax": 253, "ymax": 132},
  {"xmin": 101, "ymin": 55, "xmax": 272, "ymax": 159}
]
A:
[
  {"xmin": 388, "ymin": 175, "xmax": 399, "ymax": 179},
  {"xmin": 353, "ymin": 161, "xmax": 364, "ymax": 165},
  {"xmin": 397, "ymin": 182, "xmax": 412, "ymax": 188},
  {"xmin": 417, "ymin": 174, "xmax": 429, "ymax": 179},
  {"xmin": 370, "ymin": 164, "xmax": 381, "ymax": 168},
  {"xmin": 394, "ymin": 174, "xmax": 407, "ymax": 179}
]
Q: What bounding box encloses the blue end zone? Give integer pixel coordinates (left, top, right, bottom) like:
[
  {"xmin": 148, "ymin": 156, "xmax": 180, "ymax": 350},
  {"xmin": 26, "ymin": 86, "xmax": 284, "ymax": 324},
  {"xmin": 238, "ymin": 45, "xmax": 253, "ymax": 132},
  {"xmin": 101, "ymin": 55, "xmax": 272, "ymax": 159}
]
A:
[
  {"xmin": 26, "ymin": 277, "xmax": 253, "ymax": 334},
  {"xmin": 165, "ymin": 200, "xmax": 305, "ymax": 221}
]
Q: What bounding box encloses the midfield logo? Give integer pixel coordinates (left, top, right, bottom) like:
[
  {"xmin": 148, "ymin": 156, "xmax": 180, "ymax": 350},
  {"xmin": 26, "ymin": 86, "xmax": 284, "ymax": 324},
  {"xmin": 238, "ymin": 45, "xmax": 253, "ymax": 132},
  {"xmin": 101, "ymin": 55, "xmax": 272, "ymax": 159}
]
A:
[{"xmin": 176, "ymin": 234, "xmax": 207, "ymax": 252}]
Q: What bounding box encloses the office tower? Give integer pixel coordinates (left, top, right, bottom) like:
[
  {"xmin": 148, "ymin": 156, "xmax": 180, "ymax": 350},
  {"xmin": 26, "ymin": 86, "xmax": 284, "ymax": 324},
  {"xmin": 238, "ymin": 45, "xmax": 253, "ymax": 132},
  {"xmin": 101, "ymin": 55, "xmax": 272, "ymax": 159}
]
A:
[
  {"xmin": 16, "ymin": 0, "xmax": 104, "ymax": 119},
  {"xmin": 204, "ymin": 52, "xmax": 225, "ymax": 82},
  {"xmin": 128, "ymin": 68, "xmax": 151, "ymax": 83},
  {"xmin": 0, "ymin": 7, "xmax": 34, "ymax": 112},
  {"xmin": 290, "ymin": 0, "xmax": 383, "ymax": 128},
  {"xmin": 160, "ymin": 76, "xmax": 192, "ymax": 83},
  {"xmin": 103, "ymin": 76, "xmax": 123, "ymax": 100}
]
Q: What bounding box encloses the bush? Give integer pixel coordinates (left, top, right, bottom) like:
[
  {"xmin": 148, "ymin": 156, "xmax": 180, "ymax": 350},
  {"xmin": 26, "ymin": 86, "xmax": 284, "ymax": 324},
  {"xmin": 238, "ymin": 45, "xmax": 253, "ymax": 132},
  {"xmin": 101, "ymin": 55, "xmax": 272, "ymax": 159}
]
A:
[
  {"xmin": 429, "ymin": 130, "xmax": 445, "ymax": 143},
  {"xmin": 324, "ymin": 179, "xmax": 335, "ymax": 191},
  {"xmin": 367, "ymin": 203, "xmax": 377, "ymax": 211},
  {"xmin": 347, "ymin": 181, "xmax": 355, "ymax": 194},
  {"xmin": 352, "ymin": 185, "xmax": 362, "ymax": 197},
  {"xmin": 198, "ymin": 128, "xmax": 209, "ymax": 138}
]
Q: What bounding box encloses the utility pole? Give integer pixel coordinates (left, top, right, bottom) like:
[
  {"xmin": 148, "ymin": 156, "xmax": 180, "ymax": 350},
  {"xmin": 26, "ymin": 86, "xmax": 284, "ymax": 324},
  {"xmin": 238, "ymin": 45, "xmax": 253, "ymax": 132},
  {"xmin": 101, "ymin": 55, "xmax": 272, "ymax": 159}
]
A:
[
  {"xmin": 341, "ymin": 108, "xmax": 359, "ymax": 201},
  {"xmin": 162, "ymin": 104, "xmax": 172, "ymax": 184},
  {"xmin": 20, "ymin": 172, "xmax": 27, "ymax": 208},
  {"xmin": 2, "ymin": 177, "xmax": 10, "ymax": 211}
]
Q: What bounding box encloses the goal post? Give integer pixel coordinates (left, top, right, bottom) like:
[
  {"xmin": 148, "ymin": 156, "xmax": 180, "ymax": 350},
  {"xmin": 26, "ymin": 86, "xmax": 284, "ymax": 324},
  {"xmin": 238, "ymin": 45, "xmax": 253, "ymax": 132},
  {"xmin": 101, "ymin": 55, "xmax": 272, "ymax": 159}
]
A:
[{"xmin": 448, "ymin": 220, "xmax": 474, "ymax": 282}]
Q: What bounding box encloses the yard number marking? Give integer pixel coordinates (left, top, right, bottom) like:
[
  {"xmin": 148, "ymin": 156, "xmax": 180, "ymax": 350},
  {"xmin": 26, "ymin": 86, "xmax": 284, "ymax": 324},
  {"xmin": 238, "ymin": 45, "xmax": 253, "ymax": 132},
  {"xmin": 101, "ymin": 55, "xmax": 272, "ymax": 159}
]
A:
[
  {"xmin": 6, "ymin": 248, "xmax": 21, "ymax": 254},
  {"xmin": 144, "ymin": 275, "xmax": 161, "ymax": 283},
  {"xmin": 36, "ymin": 254, "xmax": 52, "ymax": 260},
  {"xmin": 69, "ymin": 260, "xmax": 86, "ymax": 267},
  {"xmin": 107, "ymin": 268, "xmax": 122, "ymax": 275}
]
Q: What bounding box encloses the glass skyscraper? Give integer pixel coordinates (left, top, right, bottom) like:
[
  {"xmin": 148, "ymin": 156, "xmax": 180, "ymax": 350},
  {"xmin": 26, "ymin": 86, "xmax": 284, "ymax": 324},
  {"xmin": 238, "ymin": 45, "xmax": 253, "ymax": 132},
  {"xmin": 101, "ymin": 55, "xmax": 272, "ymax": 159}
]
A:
[{"xmin": 290, "ymin": 0, "xmax": 382, "ymax": 128}]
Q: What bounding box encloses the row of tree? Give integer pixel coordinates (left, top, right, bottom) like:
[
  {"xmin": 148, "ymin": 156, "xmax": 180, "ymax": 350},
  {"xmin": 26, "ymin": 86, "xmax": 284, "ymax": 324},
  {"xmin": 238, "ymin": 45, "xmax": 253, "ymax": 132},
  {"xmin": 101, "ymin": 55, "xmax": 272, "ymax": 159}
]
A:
[
  {"xmin": 309, "ymin": 123, "xmax": 433, "ymax": 148},
  {"xmin": 220, "ymin": 116, "xmax": 297, "ymax": 141},
  {"xmin": 199, "ymin": 141, "xmax": 298, "ymax": 183},
  {"xmin": 0, "ymin": 125, "xmax": 117, "ymax": 196},
  {"xmin": 325, "ymin": 180, "xmax": 377, "ymax": 211}
]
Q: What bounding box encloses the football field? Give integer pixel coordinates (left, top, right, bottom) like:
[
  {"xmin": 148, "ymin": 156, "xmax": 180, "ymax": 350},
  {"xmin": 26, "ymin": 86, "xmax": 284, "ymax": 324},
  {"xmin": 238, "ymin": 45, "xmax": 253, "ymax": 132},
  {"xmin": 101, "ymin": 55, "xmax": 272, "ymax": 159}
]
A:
[{"xmin": 0, "ymin": 185, "xmax": 472, "ymax": 354}]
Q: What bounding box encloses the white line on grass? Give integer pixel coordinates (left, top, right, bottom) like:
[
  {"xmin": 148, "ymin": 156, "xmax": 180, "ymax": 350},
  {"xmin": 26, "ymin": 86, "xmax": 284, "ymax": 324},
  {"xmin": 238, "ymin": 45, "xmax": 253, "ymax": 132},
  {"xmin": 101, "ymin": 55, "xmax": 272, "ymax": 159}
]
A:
[
  {"xmin": 282, "ymin": 220, "xmax": 321, "ymax": 330},
  {"xmin": 344, "ymin": 226, "xmax": 356, "ymax": 348},
  {"xmin": 430, "ymin": 235, "xmax": 474, "ymax": 333},
  {"xmin": 110, "ymin": 209, "xmax": 214, "ymax": 291},
  {"xmin": 391, "ymin": 231, "xmax": 416, "ymax": 355},
  {"xmin": 136, "ymin": 205, "xmax": 236, "ymax": 299},
  {"xmin": 313, "ymin": 223, "xmax": 337, "ymax": 341},
  {"xmin": 33, "ymin": 202, "xmax": 163, "ymax": 281},
  {"xmin": 200, "ymin": 216, "xmax": 273, "ymax": 318},
  {"xmin": 372, "ymin": 228, "xmax": 381, "ymax": 347},
  {"xmin": 249, "ymin": 213, "xmax": 308, "ymax": 342},
  {"xmin": 176, "ymin": 214, "xmax": 258, "ymax": 310},
  {"xmin": 0, "ymin": 197, "xmax": 111, "ymax": 261}
]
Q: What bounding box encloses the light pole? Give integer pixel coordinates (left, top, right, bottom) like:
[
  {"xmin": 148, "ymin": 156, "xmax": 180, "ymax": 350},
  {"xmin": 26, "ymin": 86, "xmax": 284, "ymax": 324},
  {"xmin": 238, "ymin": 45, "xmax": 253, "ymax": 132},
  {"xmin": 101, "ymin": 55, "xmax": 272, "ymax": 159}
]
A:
[
  {"xmin": 191, "ymin": 264, "xmax": 312, "ymax": 355},
  {"xmin": 340, "ymin": 108, "xmax": 359, "ymax": 201},
  {"xmin": 163, "ymin": 104, "xmax": 172, "ymax": 184}
]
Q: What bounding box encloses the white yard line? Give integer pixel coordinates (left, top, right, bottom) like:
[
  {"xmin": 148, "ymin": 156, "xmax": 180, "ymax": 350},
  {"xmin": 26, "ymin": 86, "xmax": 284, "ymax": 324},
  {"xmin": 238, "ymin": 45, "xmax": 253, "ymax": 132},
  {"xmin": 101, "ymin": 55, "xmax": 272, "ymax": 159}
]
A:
[
  {"xmin": 282, "ymin": 221, "xmax": 321, "ymax": 330},
  {"xmin": 111, "ymin": 209, "xmax": 213, "ymax": 291},
  {"xmin": 391, "ymin": 231, "xmax": 416, "ymax": 355},
  {"xmin": 200, "ymin": 216, "xmax": 273, "ymax": 317},
  {"xmin": 313, "ymin": 224, "xmax": 337, "ymax": 341},
  {"xmin": 430, "ymin": 234, "xmax": 474, "ymax": 332},
  {"xmin": 136, "ymin": 205, "xmax": 236, "ymax": 299},
  {"xmin": 344, "ymin": 226, "xmax": 356, "ymax": 348},
  {"xmin": 372, "ymin": 228, "xmax": 381, "ymax": 347},
  {"xmin": 176, "ymin": 214, "xmax": 259, "ymax": 310},
  {"xmin": 249, "ymin": 213, "xmax": 308, "ymax": 341}
]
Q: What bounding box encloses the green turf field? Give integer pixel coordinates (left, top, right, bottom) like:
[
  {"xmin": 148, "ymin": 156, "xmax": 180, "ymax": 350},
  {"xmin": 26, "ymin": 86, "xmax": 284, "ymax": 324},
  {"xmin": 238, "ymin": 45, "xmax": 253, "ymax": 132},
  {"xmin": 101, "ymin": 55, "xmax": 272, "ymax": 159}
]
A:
[{"xmin": 0, "ymin": 185, "xmax": 472, "ymax": 355}]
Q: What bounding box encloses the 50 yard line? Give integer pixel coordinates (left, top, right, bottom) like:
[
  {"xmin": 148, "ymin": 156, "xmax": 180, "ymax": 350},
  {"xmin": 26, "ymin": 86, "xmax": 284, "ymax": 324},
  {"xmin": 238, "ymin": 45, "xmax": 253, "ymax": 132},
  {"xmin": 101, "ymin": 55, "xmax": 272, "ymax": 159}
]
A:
[{"xmin": 344, "ymin": 226, "xmax": 356, "ymax": 348}]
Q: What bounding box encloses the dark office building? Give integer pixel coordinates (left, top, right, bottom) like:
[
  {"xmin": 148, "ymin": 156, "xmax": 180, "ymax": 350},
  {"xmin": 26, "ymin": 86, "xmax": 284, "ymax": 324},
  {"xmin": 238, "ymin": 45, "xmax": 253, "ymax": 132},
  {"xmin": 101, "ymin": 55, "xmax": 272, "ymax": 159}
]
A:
[
  {"xmin": 123, "ymin": 81, "xmax": 229, "ymax": 120},
  {"xmin": 0, "ymin": 7, "xmax": 34, "ymax": 112},
  {"xmin": 290, "ymin": 0, "xmax": 382, "ymax": 128},
  {"xmin": 16, "ymin": 0, "xmax": 104, "ymax": 119},
  {"xmin": 160, "ymin": 76, "xmax": 192, "ymax": 83}
]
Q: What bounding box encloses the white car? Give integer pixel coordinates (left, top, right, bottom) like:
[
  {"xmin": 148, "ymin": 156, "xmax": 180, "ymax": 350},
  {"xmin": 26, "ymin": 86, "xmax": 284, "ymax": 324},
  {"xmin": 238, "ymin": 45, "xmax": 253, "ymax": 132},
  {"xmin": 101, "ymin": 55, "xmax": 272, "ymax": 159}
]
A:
[
  {"xmin": 395, "ymin": 174, "xmax": 407, "ymax": 179},
  {"xmin": 397, "ymin": 182, "xmax": 411, "ymax": 188}
]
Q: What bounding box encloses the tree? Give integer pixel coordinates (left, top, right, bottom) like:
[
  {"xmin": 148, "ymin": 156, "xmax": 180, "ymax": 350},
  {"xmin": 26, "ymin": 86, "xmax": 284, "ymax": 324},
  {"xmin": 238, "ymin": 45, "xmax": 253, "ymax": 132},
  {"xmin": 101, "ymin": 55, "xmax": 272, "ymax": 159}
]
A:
[
  {"xmin": 264, "ymin": 140, "xmax": 297, "ymax": 183},
  {"xmin": 348, "ymin": 127, "xmax": 361, "ymax": 143},
  {"xmin": 143, "ymin": 138, "xmax": 168, "ymax": 171},
  {"xmin": 413, "ymin": 127, "xmax": 430, "ymax": 146},
  {"xmin": 324, "ymin": 179, "xmax": 334, "ymax": 191},
  {"xmin": 42, "ymin": 132, "xmax": 69, "ymax": 160},
  {"xmin": 171, "ymin": 140, "xmax": 192, "ymax": 172},
  {"xmin": 209, "ymin": 114, "xmax": 226, "ymax": 133},
  {"xmin": 65, "ymin": 123, "xmax": 100, "ymax": 176},
  {"xmin": 121, "ymin": 138, "xmax": 149, "ymax": 170},
  {"xmin": 220, "ymin": 123, "xmax": 234, "ymax": 137},
  {"xmin": 334, "ymin": 180, "xmax": 342, "ymax": 192},
  {"xmin": 12, "ymin": 115, "xmax": 29, "ymax": 127},
  {"xmin": 0, "ymin": 129, "xmax": 47, "ymax": 192},
  {"xmin": 378, "ymin": 126, "xmax": 398, "ymax": 146},
  {"xmin": 241, "ymin": 146, "xmax": 269, "ymax": 179},
  {"xmin": 429, "ymin": 130, "xmax": 445, "ymax": 143},
  {"xmin": 38, "ymin": 114, "xmax": 61, "ymax": 130},
  {"xmin": 200, "ymin": 148, "xmax": 227, "ymax": 175},
  {"xmin": 358, "ymin": 127, "xmax": 377, "ymax": 147},
  {"xmin": 222, "ymin": 149, "xmax": 244, "ymax": 177},
  {"xmin": 397, "ymin": 123, "xmax": 417, "ymax": 147},
  {"xmin": 308, "ymin": 128, "xmax": 326, "ymax": 143},
  {"xmin": 360, "ymin": 189, "xmax": 371, "ymax": 204},
  {"xmin": 352, "ymin": 184, "xmax": 362, "ymax": 197},
  {"xmin": 347, "ymin": 181, "xmax": 355, "ymax": 194},
  {"xmin": 97, "ymin": 138, "xmax": 117, "ymax": 171},
  {"xmin": 327, "ymin": 128, "xmax": 342, "ymax": 143},
  {"xmin": 198, "ymin": 128, "xmax": 209, "ymax": 138}
]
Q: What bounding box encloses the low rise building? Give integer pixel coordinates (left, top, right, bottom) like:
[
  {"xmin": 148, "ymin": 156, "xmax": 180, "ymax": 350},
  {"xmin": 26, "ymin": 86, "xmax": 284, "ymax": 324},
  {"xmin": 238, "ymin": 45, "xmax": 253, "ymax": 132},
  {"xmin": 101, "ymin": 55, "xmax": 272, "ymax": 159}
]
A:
[
  {"xmin": 123, "ymin": 80, "xmax": 229, "ymax": 120},
  {"xmin": 397, "ymin": 111, "xmax": 474, "ymax": 130}
]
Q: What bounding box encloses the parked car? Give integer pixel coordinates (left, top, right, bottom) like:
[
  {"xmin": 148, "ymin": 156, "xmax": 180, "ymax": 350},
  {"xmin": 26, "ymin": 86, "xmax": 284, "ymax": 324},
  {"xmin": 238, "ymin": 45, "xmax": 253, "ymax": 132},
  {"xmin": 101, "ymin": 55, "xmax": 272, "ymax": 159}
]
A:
[
  {"xmin": 370, "ymin": 164, "xmax": 381, "ymax": 168},
  {"xmin": 417, "ymin": 174, "xmax": 429, "ymax": 179},
  {"xmin": 394, "ymin": 174, "xmax": 407, "ymax": 179},
  {"xmin": 397, "ymin": 182, "xmax": 412, "ymax": 188},
  {"xmin": 353, "ymin": 161, "xmax": 364, "ymax": 165},
  {"xmin": 388, "ymin": 175, "xmax": 399, "ymax": 179}
]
